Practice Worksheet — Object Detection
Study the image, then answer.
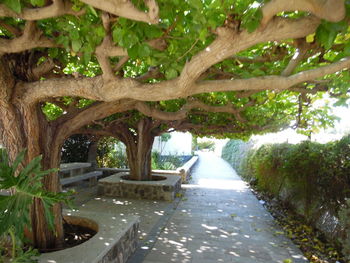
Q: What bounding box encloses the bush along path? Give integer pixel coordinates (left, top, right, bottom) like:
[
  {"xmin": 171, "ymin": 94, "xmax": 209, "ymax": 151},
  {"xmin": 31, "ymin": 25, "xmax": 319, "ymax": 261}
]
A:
[{"xmin": 222, "ymin": 136, "xmax": 350, "ymax": 263}]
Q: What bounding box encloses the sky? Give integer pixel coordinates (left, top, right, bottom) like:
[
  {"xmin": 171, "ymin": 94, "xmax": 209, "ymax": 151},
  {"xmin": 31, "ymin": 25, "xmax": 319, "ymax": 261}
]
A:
[{"xmin": 252, "ymin": 105, "xmax": 350, "ymax": 146}]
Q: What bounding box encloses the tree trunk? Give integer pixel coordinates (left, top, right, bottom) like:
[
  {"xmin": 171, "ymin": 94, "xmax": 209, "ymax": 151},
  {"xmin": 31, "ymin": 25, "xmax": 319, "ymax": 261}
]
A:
[
  {"xmin": 31, "ymin": 130, "xmax": 64, "ymax": 250},
  {"xmin": 120, "ymin": 119, "xmax": 155, "ymax": 181},
  {"xmin": 88, "ymin": 138, "xmax": 99, "ymax": 168},
  {"xmin": 0, "ymin": 57, "xmax": 64, "ymax": 250}
]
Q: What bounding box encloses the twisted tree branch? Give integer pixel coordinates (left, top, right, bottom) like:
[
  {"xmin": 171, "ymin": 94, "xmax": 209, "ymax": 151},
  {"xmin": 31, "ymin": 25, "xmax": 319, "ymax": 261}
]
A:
[
  {"xmin": 80, "ymin": 0, "xmax": 159, "ymax": 24},
  {"xmin": 0, "ymin": 0, "xmax": 83, "ymax": 20},
  {"xmin": 0, "ymin": 21, "xmax": 56, "ymax": 55}
]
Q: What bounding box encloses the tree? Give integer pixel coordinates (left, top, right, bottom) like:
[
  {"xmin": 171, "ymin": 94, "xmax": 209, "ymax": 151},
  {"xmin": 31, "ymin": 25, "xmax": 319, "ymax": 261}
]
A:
[{"xmin": 0, "ymin": 0, "xmax": 350, "ymax": 250}]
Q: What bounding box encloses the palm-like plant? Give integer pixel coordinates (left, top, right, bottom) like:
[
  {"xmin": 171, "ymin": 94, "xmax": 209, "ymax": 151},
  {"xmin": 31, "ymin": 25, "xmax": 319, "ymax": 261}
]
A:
[{"xmin": 0, "ymin": 149, "xmax": 72, "ymax": 262}]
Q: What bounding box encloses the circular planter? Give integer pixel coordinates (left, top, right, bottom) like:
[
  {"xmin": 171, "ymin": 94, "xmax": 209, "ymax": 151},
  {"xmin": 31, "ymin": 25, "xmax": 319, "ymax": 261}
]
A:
[
  {"xmin": 120, "ymin": 174, "xmax": 167, "ymax": 181},
  {"xmin": 98, "ymin": 172, "xmax": 182, "ymax": 201},
  {"xmin": 39, "ymin": 211, "xmax": 139, "ymax": 263}
]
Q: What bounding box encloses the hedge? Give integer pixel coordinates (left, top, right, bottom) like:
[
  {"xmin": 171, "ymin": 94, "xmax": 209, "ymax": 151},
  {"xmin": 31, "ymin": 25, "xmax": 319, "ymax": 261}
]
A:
[{"xmin": 222, "ymin": 135, "xmax": 350, "ymax": 212}]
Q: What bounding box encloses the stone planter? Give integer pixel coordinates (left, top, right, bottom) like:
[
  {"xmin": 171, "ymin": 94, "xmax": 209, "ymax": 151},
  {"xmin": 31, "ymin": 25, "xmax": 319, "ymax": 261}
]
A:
[
  {"xmin": 98, "ymin": 173, "xmax": 181, "ymax": 201},
  {"xmin": 39, "ymin": 210, "xmax": 139, "ymax": 263}
]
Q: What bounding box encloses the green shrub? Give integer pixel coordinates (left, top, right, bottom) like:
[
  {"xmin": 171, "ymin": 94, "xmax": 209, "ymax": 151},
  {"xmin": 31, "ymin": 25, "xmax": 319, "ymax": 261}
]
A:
[
  {"xmin": 61, "ymin": 134, "xmax": 91, "ymax": 163},
  {"xmin": 151, "ymin": 151, "xmax": 182, "ymax": 170},
  {"xmin": 96, "ymin": 137, "xmax": 128, "ymax": 168},
  {"xmin": 251, "ymin": 143, "xmax": 289, "ymax": 195},
  {"xmin": 221, "ymin": 139, "xmax": 253, "ymax": 177},
  {"xmin": 222, "ymin": 135, "xmax": 350, "ymax": 212}
]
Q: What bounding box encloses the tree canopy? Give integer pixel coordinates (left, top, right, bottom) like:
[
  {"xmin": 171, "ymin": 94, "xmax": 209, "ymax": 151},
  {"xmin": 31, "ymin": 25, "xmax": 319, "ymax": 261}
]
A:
[{"xmin": 1, "ymin": 0, "xmax": 350, "ymax": 146}]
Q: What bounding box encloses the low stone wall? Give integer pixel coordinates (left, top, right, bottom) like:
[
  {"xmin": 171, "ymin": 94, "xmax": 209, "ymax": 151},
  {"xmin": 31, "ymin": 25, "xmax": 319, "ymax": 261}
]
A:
[
  {"xmin": 176, "ymin": 156, "xmax": 198, "ymax": 182},
  {"xmin": 97, "ymin": 155, "xmax": 198, "ymax": 183},
  {"xmin": 98, "ymin": 173, "xmax": 181, "ymax": 201},
  {"xmin": 39, "ymin": 210, "xmax": 139, "ymax": 263},
  {"xmin": 278, "ymin": 181, "xmax": 343, "ymax": 242}
]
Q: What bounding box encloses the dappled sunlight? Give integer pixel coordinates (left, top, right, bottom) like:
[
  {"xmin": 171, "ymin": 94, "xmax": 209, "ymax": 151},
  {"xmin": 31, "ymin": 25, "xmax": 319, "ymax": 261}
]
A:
[
  {"xmin": 183, "ymin": 178, "xmax": 248, "ymax": 191},
  {"xmin": 65, "ymin": 153, "xmax": 307, "ymax": 263}
]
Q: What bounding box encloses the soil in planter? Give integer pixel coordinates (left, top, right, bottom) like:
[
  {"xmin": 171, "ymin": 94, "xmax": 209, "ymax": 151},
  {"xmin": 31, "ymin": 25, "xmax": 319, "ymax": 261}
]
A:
[
  {"xmin": 39, "ymin": 223, "xmax": 96, "ymax": 253},
  {"xmin": 121, "ymin": 175, "xmax": 167, "ymax": 181}
]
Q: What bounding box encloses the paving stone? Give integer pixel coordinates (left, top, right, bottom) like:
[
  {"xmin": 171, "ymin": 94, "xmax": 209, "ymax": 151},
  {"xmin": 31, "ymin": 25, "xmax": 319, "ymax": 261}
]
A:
[{"xmin": 142, "ymin": 152, "xmax": 308, "ymax": 263}]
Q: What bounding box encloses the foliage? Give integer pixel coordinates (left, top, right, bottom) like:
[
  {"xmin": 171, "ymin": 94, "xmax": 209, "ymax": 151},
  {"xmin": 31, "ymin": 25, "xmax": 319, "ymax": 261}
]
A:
[
  {"xmin": 197, "ymin": 140, "xmax": 215, "ymax": 151},
  {"xmin": 151, "ymin": 151, "xmax": 184, "ymax": 170},
  {"xmin": 96, "ymin": 137, "xmax": 128, "ymax": 168},
  {"xmin": 0, "ymin": 149, "xmax": 73, "ymax": 262},
  {"xmin": 61, "ymin": 134, "xmax": 92, "ymax": 163},
  {"xmin": 223, "ymin": 135, "xmax": 350, "ymax": 211},
  {"xmin": 221, "ymin": 139, "xmax": 254, "ymax": 179},
  {"xmin": 1, "ymin": 0, "xmax": 348, "ymax": 140}
]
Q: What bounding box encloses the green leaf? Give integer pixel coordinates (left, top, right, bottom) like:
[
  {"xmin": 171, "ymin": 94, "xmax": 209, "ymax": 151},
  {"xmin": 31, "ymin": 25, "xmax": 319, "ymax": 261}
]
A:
[
  {"xmin": 344, "ymin": 42, "xmax": 350, "ymax": 56},
  {"xmin": 30, "ymin": 0, "xmax": 45, "ymax": 7},
  {"xmin": 123, "ymin": 32, "xmax": 139, "ymax": 49},
  {"xmin": 128, "ymin": 44, "xmax": 139, "ymax": 59},
  {"xmin": 112, "ymin": 27, "xmax": 124, "ymax": 45},
  {"xmin": 165, "ymin": 68, "xmax": 178, "ymax": 80},
  {"xmin": 4, "ymin": 0, "xmax": 21, "ymax": 13},
  {"xmin": 12, "ymin": 150, "xmax": 26, "ymax": 175},
  {"xmin": 70, "ymin": 29, "xmax": 80, "ymax": 40},
  {"xmin": 72, "ymin": 39, "xmax": 82, "ymax": 52},
  {"xmin": 189, "ymin": 0, "xmax": 203, "ymax": 9},
  {"xmin": 83, "ymin": 52, "xmax": 92, "ymax": 65},
  {"xmin": 241, "ymin": 2, "xmax": 262, "ymax": 33},
  {"xmin": 138, "ymin": 43, "xmax": 151, "ymax": 57},
  {"xmin": 316, "ymin": 24, "xmax": 337, "ymax": 49},
  {"xmin": 87, "ymin": 5, "xmax": 98, "ymax": 17}
]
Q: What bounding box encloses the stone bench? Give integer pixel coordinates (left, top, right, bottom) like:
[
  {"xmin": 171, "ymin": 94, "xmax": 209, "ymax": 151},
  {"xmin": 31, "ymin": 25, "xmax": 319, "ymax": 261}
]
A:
[
  {"xmin": 59, "ymin": 163, "xmax": 92, "ymax": 178},
  {"xmin": 61, "ymin": 171, "xmax": 103, "ymax": 187}
]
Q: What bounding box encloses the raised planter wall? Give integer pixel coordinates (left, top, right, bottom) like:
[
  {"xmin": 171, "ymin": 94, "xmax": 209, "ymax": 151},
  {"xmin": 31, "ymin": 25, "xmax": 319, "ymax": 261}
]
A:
[
  {"xmin": 39, "ymin": 210, "xmax": 139, "ymax": 263},
  {"xmin": 97, "ymin": 155, "xmax": 199, "ymax": 183},
  {"xmin": 98, "ymin": 173, "xmax": 181, "ymax": 201}
]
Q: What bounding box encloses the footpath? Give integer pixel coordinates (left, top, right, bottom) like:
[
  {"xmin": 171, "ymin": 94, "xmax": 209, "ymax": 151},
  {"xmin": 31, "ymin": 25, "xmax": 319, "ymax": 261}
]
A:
[{"xmin": 140, "ymin": 152, "xmax": 308, "ymax": 263}]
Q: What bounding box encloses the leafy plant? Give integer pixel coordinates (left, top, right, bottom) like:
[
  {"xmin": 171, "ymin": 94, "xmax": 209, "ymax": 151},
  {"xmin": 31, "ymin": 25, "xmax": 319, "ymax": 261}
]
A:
[
  {"xmin": 197, "ymin": 140, "xmax": 215, "ymax": 151},
  {"xmin": 61, "ymin": 134, "xmax": 92, "ymax": 163},
  {"xmin": 96, "ymin": 137, "xmax": 128, "ymax": 168},
  {"xmin": 0, "ymin": 149, "xmax": 73, "ymax": 262},
  {"xmin": 151, "ymin": 151, "xmax": 183, "ymax": 170}
]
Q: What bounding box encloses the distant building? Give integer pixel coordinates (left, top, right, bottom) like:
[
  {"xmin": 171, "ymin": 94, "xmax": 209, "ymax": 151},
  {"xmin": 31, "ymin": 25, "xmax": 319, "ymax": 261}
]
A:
[{"xmin": 152, "ymin": 132, "xmax": 192, "ymax": 155}]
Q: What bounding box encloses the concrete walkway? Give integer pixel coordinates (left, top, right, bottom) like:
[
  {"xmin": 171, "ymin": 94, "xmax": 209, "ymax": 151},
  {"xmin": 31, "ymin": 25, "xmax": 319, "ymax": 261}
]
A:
[{"xmin": 141, "ymin": 152, "xmax": 307, "ymax": 263}]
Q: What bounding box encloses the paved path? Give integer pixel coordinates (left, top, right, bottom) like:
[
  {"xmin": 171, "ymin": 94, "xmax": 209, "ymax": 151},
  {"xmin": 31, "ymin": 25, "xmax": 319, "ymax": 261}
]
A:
[{"xmin": 142, "ymin": 152, "xmax": 307, "ymax": 263}]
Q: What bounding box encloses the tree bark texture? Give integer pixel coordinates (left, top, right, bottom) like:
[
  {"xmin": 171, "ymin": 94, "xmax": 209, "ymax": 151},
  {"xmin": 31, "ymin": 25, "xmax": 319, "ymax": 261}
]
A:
[
  {"xmin": 88, "ymin": 139, "xmax": 99, "ymax": 168},
  {"xmin": 114, "ymin": 119, "xmax": 155, "ymax": 181},
  {"xmin": 0, "ymin": 56, "xmax": 64, "ymax": 250}
]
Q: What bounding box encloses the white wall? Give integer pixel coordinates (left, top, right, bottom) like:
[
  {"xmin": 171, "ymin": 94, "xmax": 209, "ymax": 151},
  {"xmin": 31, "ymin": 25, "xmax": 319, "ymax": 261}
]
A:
[{"xmin": 153, "ymin": 132, "xmax": 192, "ymax": 155}]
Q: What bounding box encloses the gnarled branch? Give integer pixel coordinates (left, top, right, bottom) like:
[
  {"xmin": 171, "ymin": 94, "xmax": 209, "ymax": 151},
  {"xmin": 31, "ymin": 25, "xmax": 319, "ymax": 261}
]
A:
[
  {"xmin": 0, "ymin": 21, "xmax": 56, "ymax": 55},
  {"xmin": 80, "ymin": 0, "xmax": 159, "ymax": 24},
  {"xmin": 0, "ymin": 0, "xmax": 83, "ymax": 20},
  {"xmin": 261, "ymin": 0, "xmax": 345, "ymax": 27},
  {"xmin": 180, "ymin": 16, "xmax": 320, "ymax": 89}
]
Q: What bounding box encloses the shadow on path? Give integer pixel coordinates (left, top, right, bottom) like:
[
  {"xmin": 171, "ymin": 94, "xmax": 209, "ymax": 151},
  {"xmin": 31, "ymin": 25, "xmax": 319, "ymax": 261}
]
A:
[{"xmin": 141, "ymin": 152, "xmax": 308, "ymax": 263}]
